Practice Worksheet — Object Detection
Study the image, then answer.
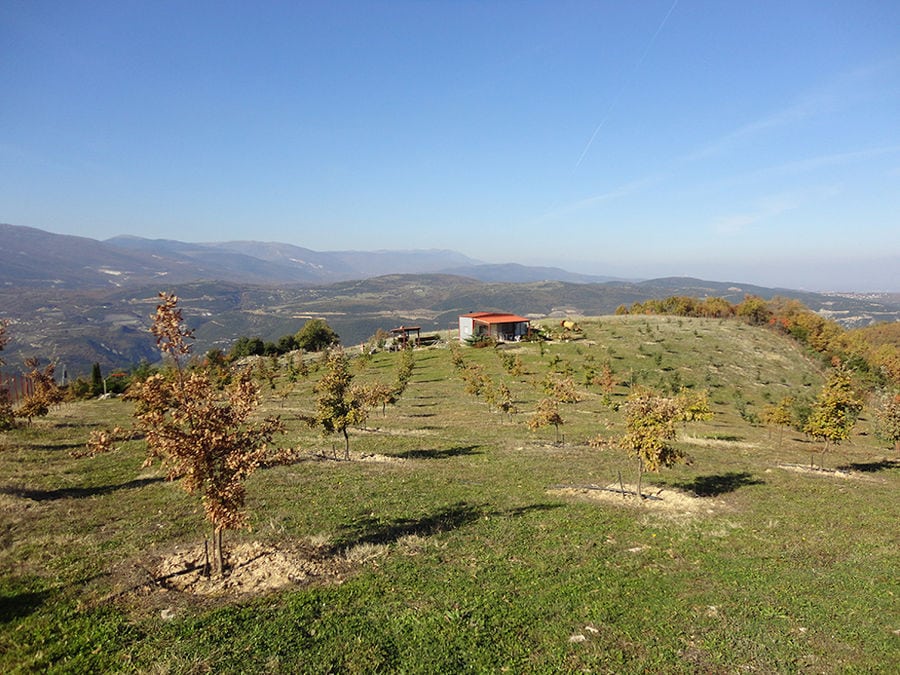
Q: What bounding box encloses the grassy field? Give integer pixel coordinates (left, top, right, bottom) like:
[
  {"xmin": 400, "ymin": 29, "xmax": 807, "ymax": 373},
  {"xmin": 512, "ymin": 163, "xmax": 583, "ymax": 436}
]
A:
[{"xmin": 2, "ymin": 315, "xmax": 898, "ymax": 673}]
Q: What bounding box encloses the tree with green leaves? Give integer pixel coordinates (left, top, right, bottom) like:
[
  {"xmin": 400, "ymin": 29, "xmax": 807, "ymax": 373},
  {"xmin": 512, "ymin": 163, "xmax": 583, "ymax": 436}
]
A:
[
  {"xmin": 90, "ymin": 362, "xmax": 104, "ymax": 397},
  {"xmin": 449, "ymin": 341, "xmax": 466, "ymax": 371},
  {"xmin": 312, "ymin": 349, "xmax": 368, "ymax": 459},
  {"xmin": 803, "ymin": 368, "xmax": 863, "ymax": 467},
  {"xmin": 872, "ymin": 391, "xmax": 900, "ymax": 451},
  {"xmin": 763, "ymin": 395, "xmax": 795, "ymax": 448},
  {"xmin": 295, "ymin": 318, "xmax": 340, "ymax": 352},
  {"xmin": 735, "ymin": 294, "xmax": 772, "ymax": 326},
  {"xmin": 395, "ymin": 347, "xmax": 416, "ymax": 394},
  {"xmin": 675, "ymin": 388, "xmax": 713, "ymax": 425},
  {"xmin": 229, "ymin": 335, "xmax": 265, "ymax": 360},
  {"xmin": 621, "ymin": 388, "xmax": 688, "ymax": 499}
]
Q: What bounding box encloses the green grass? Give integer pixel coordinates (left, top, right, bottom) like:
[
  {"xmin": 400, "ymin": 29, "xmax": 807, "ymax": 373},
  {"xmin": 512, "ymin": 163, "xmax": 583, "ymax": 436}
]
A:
[{"xmin": 2, "ymin": 316, "xmax": 898, "ymax": 673}]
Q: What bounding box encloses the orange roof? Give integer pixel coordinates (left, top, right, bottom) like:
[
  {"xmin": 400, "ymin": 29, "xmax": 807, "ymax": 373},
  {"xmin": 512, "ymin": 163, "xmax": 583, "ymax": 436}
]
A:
[{"xmin": 462, "ymin": 312, "xmax": 530, "ymax": 324}]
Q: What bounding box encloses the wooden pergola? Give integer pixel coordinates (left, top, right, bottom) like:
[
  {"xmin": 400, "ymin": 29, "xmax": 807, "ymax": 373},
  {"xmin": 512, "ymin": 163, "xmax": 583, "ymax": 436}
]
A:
[{"xmin": 390, "ymin": 325, "xmax": 421, "ymax": 348}]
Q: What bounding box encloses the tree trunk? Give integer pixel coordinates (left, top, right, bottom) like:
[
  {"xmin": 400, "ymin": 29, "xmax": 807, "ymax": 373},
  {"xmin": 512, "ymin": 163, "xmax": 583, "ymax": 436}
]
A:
[
  {"xmin": 215, "ymin": 527, "xmax": 224, "ymax": 577},
  {"xmin": 343, "ymin": 428, "xmax": 350, "ymax": 460},
  {"xmin": 203, "ymin": 537, "xmax": 211, "ymax": 577},
  {"xmin": 636, "ymin": 458, "xmax": 644, "ymax": 500}
]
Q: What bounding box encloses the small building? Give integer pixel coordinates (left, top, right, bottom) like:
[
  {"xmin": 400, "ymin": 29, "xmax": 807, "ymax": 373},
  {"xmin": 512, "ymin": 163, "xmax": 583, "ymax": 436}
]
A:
[{"xmin": 458, "ymin": 312, "xmax": 531, "ymax": 343}]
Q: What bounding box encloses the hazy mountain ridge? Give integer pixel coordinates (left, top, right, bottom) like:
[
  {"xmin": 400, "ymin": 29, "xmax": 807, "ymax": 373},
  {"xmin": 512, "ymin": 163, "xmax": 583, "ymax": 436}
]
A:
[{"xmin": 0, "ymin": 224, "xmax": 641, "ymax": 287}]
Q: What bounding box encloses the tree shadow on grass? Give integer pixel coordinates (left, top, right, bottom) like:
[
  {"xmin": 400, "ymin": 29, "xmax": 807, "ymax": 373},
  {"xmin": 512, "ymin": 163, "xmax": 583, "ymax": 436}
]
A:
[
  {"xmin": 664, "ymin": 471, "xmax": 764, "ymax": 497},
  {"xmin": 396, "ymin": 445, "xmax": 482, "ymax": 460},
  {"xmin": 0, "ymin": 589, "xmax": 51, "ymax": 623},
  {"xmin": 0, "ymin": 476, "xmax": 165, "ymax": 501},
  {"xmin": 330, "ymin": 501, "xmax": 484, "ymax": 552},
  {"xmin": 27, "ymin": 442, "xmax": 95, "ymax": 452},
  {"xmin": 331, "ymin": 501, "xmax": 560, "ymax": 553},
  {"xmin": 837, "ymin": 459, "xmax": 900, "ymax": 473}
]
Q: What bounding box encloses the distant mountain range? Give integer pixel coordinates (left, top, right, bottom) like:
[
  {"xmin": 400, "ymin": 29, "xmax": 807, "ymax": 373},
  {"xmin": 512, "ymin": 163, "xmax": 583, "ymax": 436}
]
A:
[
  {"xmin": 1, "ymin": 223, "xmax": 898, "ymax": 376},
  {"xmin": 0, "ymin": 223, "xmax": 616, "ymax": 288}
]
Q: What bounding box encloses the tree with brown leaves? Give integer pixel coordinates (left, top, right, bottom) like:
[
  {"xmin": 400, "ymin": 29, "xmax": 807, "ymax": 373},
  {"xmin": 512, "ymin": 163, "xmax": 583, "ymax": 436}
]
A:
[
  {"xmin": 15, "ymin": 357, "xmax": 64, "ymax": 424},
  {"xmin": 528, "ymin": 397, "xmax": 564, "ymax": 444},
  {"xmin": 125, "ymin": 292, "xmax": 284, "ymax": 575}
]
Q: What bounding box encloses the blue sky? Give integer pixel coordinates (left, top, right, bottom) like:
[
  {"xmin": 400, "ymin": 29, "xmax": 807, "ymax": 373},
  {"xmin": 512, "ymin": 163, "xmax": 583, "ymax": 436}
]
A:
[{"xmin": 2, "ymin": 1, "xmax": 899, "ymax": 290}]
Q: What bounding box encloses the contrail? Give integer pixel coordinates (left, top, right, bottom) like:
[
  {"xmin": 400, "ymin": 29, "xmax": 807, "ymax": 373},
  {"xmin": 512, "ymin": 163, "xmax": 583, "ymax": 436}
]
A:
[{"xmin": 574, "ymin": 0, "xmax": 680, "ymax": 171}]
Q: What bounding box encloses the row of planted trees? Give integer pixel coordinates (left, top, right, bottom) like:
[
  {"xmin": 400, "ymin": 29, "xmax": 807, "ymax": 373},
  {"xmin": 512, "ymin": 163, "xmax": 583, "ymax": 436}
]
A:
[
  {"xmin": 449, "ymin": 337, "xmax": 716, "ymax": 497},
  {"xmin": 620, "ymin": 294, "xmax": 900, "ymax": 387},
  {"xmin": 8, "ymin": 295, "xmax": 899, "ymax": 577},
  {"xmin": 453, "ymin": 319, "xmax": 897, "ymax": 482},
  {"xmin": 79, "ymin": 293, "xmax": 416, "ymax": 575}
]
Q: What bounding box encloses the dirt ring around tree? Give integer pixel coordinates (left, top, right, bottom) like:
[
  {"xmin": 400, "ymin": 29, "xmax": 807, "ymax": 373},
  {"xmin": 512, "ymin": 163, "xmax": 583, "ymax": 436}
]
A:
[
  {"xmin": 548, "ymin": 483, "xmax": 721, "ymax": 517},
  {"xmin": 148, "ymin": 540, "xmax": 352, "ymax": 597}
]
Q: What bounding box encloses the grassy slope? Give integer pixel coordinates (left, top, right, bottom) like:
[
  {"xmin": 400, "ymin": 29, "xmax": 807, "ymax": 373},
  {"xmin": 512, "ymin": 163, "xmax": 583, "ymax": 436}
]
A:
[{"xmin": 1, "ymin": 316, "xmax": 898, "ymax": 673}]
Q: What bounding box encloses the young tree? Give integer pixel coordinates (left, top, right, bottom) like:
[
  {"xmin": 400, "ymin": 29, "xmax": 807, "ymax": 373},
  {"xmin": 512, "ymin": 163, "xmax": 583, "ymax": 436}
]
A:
[
  {"xmin": 528, "ymin": 397, "xmax": 564, "ymax": 444},
  {"xmin": 395, "ymin": 347, "xmax": 416, "ymax": 394},
  {"xmin": 90, "ymin": 362, "xmax": 104, "ymax": 397},
  {"xmin": 295, "ymin": 318, "xmax": 340, "ymax": 352},
  {"xmin": 872, "ymin": 391, "xmax": 900, "ymax": 451},
  {"xmin": 498, "ymin": 351, "xmax": 524, "ymax": 377},
  {"xmin": 287, "ymin": 352, "xmax": 310, "ymax": 382},
  {"xmin": 312, "ymin": 349, "xmax": 369, "ymax": 459},
  {"xmin": 461, "ymin": 363, "xmax": 490, "ymax": 402},
  {"xmin": 621, "ymin": 388, "xmax": 687, "ymax": 499},
  {"xmin": 495, "ymin": 382, "xmax": 517, "ymax": 420},
  {"xmin": 763, "ymin": 395, "xmax": 795, "ymax": 448},
  {"xmin": 803, "ymin": 368, "xmax": 863, "ymax": 467},
  {"xmin": 591, "ymin": 361, "xmax": 618, "ymax": 408},
  {"xmin": 542, "ymin": 373, "xmax": 580, "ymax": 403},
  {"xmin": 122, "ymin": 292, "xmax": 284, "ymax": 576},
  {"xmin": 675, "ymin": 388, "xmax": 713, "ymax": 425},
  {"xmin": 359, "ymin": 381, "xmax": 399, "ymax": 417},
  {"xmin": 15, "ymin": 358, "xmax": 65, "ymax": 424},
  {"xmin": 449, "ymin": 342, "xmax": 466, "ymax": 371}
]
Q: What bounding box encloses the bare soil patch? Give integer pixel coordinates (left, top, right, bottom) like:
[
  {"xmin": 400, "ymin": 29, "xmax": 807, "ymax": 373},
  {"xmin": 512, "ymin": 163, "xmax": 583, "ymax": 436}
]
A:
[
  {"xmin": 549, "ymin": 483, "xmax": 721, "ymax": 518},
  {"xmin": 148, "ymin": 540, "xmax": 352, "ymax": 598},
  {"xmin": 776, "ymin": 463, "xmax": 877, "ymax": 481},
  {"xmin": 682, "ymin": 435, "xmax": 759, "ymax": 450},
  {"xmin": 101, "ymin": 534, "xmax": 431, "ymax": 616}
]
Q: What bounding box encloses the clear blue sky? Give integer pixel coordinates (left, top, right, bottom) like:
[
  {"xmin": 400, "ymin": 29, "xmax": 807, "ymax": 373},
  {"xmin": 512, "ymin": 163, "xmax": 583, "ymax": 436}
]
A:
[{"xmin": 2, "ymin": 1, "xmax": 899, "ymax": 290}]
